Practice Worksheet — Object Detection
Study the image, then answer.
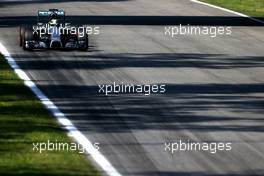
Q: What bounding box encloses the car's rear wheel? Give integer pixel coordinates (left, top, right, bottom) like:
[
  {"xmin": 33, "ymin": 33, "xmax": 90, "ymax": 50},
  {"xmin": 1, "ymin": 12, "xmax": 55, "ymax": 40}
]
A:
[
  {"xmin": 19, "ymin": 25, "xmax": 25, "ymax": 47},
  {"xmin": 78, "ymin": 33, "xmax": 88, "ymax": 51},
  {"xmin": 23, "ymin": 26, "xmax": 34, "ymax": 51}
]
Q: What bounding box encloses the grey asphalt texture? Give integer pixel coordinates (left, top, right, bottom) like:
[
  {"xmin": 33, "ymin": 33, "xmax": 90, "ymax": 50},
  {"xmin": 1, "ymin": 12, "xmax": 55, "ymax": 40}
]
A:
[{"xmin": 0, "ymin": 0, "xmax": 264, "ymax": 175}]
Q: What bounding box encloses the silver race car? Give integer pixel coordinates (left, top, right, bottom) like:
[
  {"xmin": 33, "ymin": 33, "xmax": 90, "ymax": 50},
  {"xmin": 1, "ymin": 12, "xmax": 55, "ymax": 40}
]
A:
[{"xmin": 19, "ymin": 9, "xmax": 88, "ymax": 51}]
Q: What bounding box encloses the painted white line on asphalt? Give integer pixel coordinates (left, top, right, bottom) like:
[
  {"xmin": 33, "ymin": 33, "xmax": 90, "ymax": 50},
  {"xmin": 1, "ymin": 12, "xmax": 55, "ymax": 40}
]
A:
[
  {"xmin": 191, "ymin": 0, "xmax": 264, "ymax": 24},
  {"xmin": 0, "ymin": 42, "xmax": 122, "ymax": 176}
]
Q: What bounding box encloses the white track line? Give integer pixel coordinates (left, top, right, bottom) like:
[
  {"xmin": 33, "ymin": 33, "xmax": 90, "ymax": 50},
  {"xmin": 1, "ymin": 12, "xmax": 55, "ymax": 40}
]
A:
[
  {"xmin": 0, "ymin": 42, "xmax": 122, "ymax": 176},
  {"xmin": 191, "ymin": 0, "xmax": 264, "ymax": 24}
]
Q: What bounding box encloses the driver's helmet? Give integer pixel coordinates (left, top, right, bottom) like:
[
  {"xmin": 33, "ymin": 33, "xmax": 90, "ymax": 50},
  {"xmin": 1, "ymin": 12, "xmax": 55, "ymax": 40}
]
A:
[{"xmin": 49, "ymin": 13, "xmax": 58, "ymax": 26}]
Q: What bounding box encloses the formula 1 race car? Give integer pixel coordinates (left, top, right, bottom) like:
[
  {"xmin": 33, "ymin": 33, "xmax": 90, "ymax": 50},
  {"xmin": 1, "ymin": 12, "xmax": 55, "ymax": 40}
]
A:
[{"xmin": 19, "ymin": 9, "xmax": 88, "ymax": 51}]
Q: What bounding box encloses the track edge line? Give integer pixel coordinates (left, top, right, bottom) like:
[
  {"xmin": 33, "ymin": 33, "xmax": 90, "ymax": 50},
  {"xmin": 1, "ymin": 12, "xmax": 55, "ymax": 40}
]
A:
[{"xmin": 191, "ymin": 0, "xmax": 264, "ymax": 24}]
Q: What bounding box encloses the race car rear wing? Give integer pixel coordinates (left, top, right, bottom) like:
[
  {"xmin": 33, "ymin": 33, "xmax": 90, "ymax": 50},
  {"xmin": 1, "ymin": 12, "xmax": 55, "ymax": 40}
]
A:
[
  {"xmin": 37, "ymin": 9, "xmax": 65, "ymax": 23},
  {"xmin": 38, "ymin": 9, "xmax": 65, "ymax": 16}
]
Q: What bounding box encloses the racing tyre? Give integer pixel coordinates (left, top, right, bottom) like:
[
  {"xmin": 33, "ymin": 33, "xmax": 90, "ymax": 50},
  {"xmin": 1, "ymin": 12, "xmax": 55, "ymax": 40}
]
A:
[
  {"xmin": 78, "ymin": 33, "xmax": 88, "ymax": 51},
  {"xmin": 23, "ymin": 26, "xmax": 34, "ymax": 51},
  {"xmin": 19, "ymin": 25, "xmax": 25, "ymax": 47}
]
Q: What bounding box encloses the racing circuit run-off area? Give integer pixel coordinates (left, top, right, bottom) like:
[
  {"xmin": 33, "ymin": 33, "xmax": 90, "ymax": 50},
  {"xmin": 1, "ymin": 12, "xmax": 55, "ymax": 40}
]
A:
[{"xmin": 0, "ymin": 0, "xmax": 264, "ymax": 176}]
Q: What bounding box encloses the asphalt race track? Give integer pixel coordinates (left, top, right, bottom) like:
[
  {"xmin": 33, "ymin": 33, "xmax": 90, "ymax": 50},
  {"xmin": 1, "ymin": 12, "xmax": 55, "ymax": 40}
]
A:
[{"xmin": 0, "ymin": 0, "xmax": 264, "ymax": 175}]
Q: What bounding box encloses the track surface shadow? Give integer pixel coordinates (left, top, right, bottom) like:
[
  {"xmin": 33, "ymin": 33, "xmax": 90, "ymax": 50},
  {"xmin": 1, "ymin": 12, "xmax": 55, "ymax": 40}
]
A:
[{"xmin": 0, "ymin": 16, "xmax": 263, "ymax": 27}]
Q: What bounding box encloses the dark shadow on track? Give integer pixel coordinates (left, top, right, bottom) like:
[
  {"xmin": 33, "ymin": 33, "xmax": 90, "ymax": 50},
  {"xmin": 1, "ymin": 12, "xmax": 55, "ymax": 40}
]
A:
[
  {"xmin": 0, "ymin": 168, "xmax": 263, "ymax": 176},
  {"xmin": 11, "ymin": 51, "xmax": 262, "ymax": 134},
  {"xmin": 9, "ymin": 52, "xmax": 264, "ymax": 133},
  {"xmin": 12, "ymin": 53, "xmax": 264, "ymax": 70},
  {"xmin": 32, "ymin": 82, "xmax": 264, "ymax": 133},
  {"xmin": 0, "ymin": 16, "xmax": 263, "ymax": 27},
  {"xmin": 0, "ymin": 0, "xmax": 129, "ymax": 8}
]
